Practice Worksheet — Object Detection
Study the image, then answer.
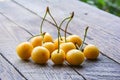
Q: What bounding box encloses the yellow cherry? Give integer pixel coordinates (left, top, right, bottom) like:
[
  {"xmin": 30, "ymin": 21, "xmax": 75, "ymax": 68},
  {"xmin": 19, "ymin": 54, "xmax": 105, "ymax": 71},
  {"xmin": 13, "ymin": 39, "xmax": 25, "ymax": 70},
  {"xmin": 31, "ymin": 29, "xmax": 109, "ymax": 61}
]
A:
[
  {"xmin": 51, "ymin": 49, "xmax": 65, "ymax": 65},
  {"xmin": 66, "ymin": 49, "xmax": 84, "ymax": 65},
  {"xmin": 43, "ymin": 42, "xmax": 55, "ymax": 54},
  {"xmin": 43, "ymin": 32, "xmax": 53, "ymax": 42},
  {"xmin": 66, "ymin": 35, "xmax": 82, "ymax": 47},
  {"xmin": 83, "ymin": 44, "xmax": 99, "ymax": 59},
  {"xmin": 60, "ymin": 42, "xmax": 76, "ymax": 54},
  {"xmin": 31, "ymin": 46, "xmax": 50, "ymax": 64},
  {"xmin": 54, "ymin": 37, "xmax": 65, "ymax": 50},
  {"xmin": 16, "ymin": 42, "xmax": 33, "ymax": 60},
  {"xmin": 30, "ymin": 36, "xmax": 43, "ymax": 48}
]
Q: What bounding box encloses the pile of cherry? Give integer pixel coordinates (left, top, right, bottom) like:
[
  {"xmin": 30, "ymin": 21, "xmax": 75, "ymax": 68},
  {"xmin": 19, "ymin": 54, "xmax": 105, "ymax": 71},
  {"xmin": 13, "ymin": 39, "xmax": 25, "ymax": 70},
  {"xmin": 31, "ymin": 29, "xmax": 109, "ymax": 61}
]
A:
[{"xmin": 16, "ymin": 7, "xmax": 99, "ymax": 65}]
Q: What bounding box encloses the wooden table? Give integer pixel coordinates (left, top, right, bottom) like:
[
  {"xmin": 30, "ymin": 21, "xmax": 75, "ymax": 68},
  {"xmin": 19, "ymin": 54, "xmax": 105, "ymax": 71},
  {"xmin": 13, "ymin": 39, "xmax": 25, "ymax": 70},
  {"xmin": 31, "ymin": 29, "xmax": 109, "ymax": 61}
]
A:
[{"xmin": 0, "ymin": 0, "xmax": 120, "ymax": 80}]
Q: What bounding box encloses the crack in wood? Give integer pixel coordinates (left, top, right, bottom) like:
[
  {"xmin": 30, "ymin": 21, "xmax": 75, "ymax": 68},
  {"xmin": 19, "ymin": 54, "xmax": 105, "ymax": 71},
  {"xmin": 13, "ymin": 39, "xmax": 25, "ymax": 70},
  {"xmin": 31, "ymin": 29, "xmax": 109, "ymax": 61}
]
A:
[
  {"xmin": 0, "ymin": 53, "xmax": 28, "ymax": 80},
  {"xmin": 99, "ymin": 51, "xmax": 120, "ymax": 64},
  {"xmin": 65, "ymin": 62, "xmax": 87, "ymax": 80},
  {"xmin": 0, "ymin": 11, "xmax": 34, "ymax": 37}
]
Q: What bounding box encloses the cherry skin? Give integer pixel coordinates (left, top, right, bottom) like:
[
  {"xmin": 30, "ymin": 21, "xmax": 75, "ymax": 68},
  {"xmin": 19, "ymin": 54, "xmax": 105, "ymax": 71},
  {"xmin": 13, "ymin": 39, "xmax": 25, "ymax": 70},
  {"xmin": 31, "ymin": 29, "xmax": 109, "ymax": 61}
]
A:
[
  {"xmin": 16, "ymin": 42, "xmax": 33, "ymax": 60},
  {"xmin": 66, "ymin": 49, "xmax": 84, "ymax": 65},
  {"xmin": 43, "ymin": 42, "xmax": 55, "ymax": 54},
  {"xmin": 60, "ymin": 42, "xmax": 76, "ymax": 54},
  {"xmin": 43, "ymin": 32, "xmax": 53, "ymax": 42},
  {"xmin": 54, "ymin": 37, "xmax": 65, "ymax": 50},
  {"xmin": 66, "ymin": 35, "xmax": 82, "ymax": 47},
  {"xmin": 30, "ymin": 36, "xmax": 43, "ymax": 48},
  {"xmin": 83, "ymin": 44, "xmax": 99, "ymax": 59},
  {"xmin": 31, "ymin": 46, "xmax": 50, "ymax": 64},
  {"xmin": 51, "ymin": 49, "xmax": 65, "ymax": 65}
]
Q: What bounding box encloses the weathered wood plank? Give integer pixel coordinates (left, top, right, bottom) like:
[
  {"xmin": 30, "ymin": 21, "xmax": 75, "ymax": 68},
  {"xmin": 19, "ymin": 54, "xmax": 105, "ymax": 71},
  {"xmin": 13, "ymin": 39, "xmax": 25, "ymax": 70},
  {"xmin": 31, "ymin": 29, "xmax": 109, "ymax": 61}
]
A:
[
  {"xmin": 0, "ymin": 5, "xmax": 84, "ymax": 80},
  {"xmin": 0, "ymin": 0, "xmax": 58, "ymax": 38},
  {"xmin": 70, "ymin": 54, "xmax": 120, "ymax": 80},
  {"xmin": 0, "ymin": 0, "xmax": 120, "ymax": 80},
  {"xmin": 11, "ymin": 0, "xmax": 120, "ymax": 63},
  {"xmin": 0, "ymin": 54, "xmax": 26, "ymax": 80}
]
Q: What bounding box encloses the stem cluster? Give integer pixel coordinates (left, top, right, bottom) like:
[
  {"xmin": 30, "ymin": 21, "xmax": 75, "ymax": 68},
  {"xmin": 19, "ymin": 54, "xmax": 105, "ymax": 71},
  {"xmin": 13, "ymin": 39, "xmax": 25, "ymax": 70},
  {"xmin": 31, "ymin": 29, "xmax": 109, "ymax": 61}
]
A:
[
  {"xmin": 44, "ymin": 7, "xmax": 75, "ymax": 53},
  {"xmin": 38, "ymin": 7, "xmax": 88, "ymax": 53}
]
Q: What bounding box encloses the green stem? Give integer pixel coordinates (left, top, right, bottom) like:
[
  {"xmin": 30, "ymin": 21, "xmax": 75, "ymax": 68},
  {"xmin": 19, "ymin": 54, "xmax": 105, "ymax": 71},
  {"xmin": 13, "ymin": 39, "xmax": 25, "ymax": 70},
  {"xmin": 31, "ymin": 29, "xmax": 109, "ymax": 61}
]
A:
[
  {"xmin": 75, "ymin": 44, "xmax": 80, "ymax": 49},
  {"xmin": 79, "ymin": 26, "xmax": 89, "ymax": 51},
  {"xmin": 58, "ymin": 27, "xmax": 60, "ymax": 53},
  {"xmin": 27, "ymin": 34, "xmax": 40, "ymax": 41},
  {"xmin": 47, "ymin": 8, "xmax": 62, "ymax": 39},
  {"xmin": 59, "ymin": 17, "xmax": 71, "ymax": 40},
  {"xmin": 47, "ymin": 9, "xmax": 59, "ymax": 29},
  {"xmin": 57, "ymin": 16, "xmax": 71, "ymax": 52},
  {"xmin": 40, "ymin": 7, "xmax": 48, "ymax": 35},
  {"xmin": 65, "ymin": 12, "xmax": 74, "ymax": 42},
  {"xmin": 41, "ymin": 32, "xmax": 46, "ymax": 43}
]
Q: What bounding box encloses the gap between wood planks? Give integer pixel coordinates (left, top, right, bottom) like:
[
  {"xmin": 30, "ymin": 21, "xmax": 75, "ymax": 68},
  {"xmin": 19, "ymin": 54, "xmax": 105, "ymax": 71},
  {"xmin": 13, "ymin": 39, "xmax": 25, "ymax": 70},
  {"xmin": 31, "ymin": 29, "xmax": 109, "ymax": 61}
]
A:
[
  {"xmin": 0, "ymin": 53, "xmax": 27, "ymax": 80},
  {"xmin": 11, "ymin": 0, "xmax": 120, "ymax": 65}
]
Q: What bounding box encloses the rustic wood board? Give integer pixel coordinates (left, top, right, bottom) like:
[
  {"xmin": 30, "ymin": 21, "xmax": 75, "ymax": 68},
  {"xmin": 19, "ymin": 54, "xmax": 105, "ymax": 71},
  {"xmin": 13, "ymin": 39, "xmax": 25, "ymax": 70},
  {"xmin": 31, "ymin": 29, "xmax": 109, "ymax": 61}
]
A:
[
  {"xmin": 11, "ymin": 0, "xmax": 120, "ymax": 63},
  {"xmin": 0, "ymin": 0, "xmax": 120, "ymax": 80},
  {"xmin": 71, "ymin": 54, "xmax": 120, "ymax": 80},
  {"xmin": 0, "ymin": 54, "xmax": 26, "ymax": 80}
]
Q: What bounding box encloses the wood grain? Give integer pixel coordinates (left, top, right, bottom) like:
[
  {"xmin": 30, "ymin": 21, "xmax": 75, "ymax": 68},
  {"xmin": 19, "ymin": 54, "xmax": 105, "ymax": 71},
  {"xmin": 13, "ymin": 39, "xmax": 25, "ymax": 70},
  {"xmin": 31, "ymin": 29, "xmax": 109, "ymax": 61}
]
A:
[
  {"xmin": 70, "ymin": 54, "xmax": 120, "ymax": 80},
  {"xmin": 11, "ymin": 0, "xmax": 120, "ymax": 63},
  {"xmin": 0, "ymin": 0, "xmax": 120, "ymax": 80},
  {"xmin": 0, "ymin": 54, "xmax": 26, "ymax": 80}
]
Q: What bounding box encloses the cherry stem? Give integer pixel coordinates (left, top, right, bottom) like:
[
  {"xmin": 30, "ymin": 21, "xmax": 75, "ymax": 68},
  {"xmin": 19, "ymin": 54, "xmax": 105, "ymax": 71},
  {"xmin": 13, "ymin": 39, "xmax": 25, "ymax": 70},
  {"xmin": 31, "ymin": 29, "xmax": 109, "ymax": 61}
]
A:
[
  {"xmin": 65, "ymin": 12, "xmax": 74, "ymax": 42},
  {"xmin": 79, "ymin": 26, "xmax": 89, "ymax": 51},
  {"xmin": 47, "ymin": 8, "xmax": 58, "ymax": 29},
  {"xmin": 57, "ymin": 26, "xmax": 61, "ymax": 53},
  {"xmin": 27, "ymin": 34, "xmax": 40, "ymax": 41},
  {"xmin": 75, "ymin": 44, "xmax": 80, "ymax": 49},
  {"xmin": 57, "ymin": 12, "xmax": 74, "ymax": 52},
  {"xmin": 59, "ymin": 16, "xmax": 71, "ymax": 40},
  {"xmin": 48, "ymin": 11, "xmax": 58, "ymax": 28},
  {"xmin": 57, "ymin": 15, "xmax": 71, "ymax": 52},
  {"xmin": 47, "ymin": 7, "xmax": 62, "ymax": 39},
  {"xmin": 40, "ymin": 7, "xmax": 49, "ymax": 35},
  {"xmin": 27, "ymin": 32, "xmax": 46, "ymax": 42}
]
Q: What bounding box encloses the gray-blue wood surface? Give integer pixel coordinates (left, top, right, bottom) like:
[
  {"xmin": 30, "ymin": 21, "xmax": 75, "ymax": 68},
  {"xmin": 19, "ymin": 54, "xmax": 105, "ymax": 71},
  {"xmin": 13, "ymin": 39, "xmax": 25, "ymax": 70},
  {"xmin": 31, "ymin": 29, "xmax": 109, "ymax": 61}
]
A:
[{"xmin": 0, "ymin": 0, "xmax": 120, "ymax": 80}]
